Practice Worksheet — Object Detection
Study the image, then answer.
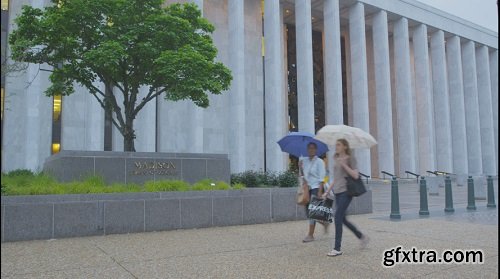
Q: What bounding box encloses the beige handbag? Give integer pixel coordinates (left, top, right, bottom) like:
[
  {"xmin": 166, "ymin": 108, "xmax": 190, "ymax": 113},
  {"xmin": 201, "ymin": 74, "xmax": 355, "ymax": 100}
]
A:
[{"xmin": 296, "ymin": 177, "xmax": 310, "ymax": 205}]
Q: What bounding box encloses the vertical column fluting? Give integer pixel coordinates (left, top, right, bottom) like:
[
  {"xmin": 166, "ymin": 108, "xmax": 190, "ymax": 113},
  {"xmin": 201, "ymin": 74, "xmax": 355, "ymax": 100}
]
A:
[
  {"xmin": 295, "ymin": 0, "xmax": 315, "ymax": 134},
  {"xmin": 446, "ymin": 36, "xmax": 468, "ymax": 180},
  {"xmin": 372, "ymin": 10, "xmax": 394, "ymax": 175},
  {"xmin": 461, "ymin": 41, "xmax": 483, "ymax": 175},
  {"xmin": 430, "ymin": 30, "xmax": 453, "ymax": 173},
  {"xmin": 489, "ymin": 50, "xmax": 498, "ymax": 170},
  {"xmin": 393, "ymin": 17, "xmax": 417, "ymax": 175},
  {"xmin": 475, "ymin": 45, "xmax": 496, "ymax": 175},
  {"xmin": 323, "ymin": 0, "xmax": 343, "ymax": 125},
  {"xmin": 412, "ymin": 24, "xmax": 436, "ymax": 175},
  {"xmin": 264, "ymin": 0, "xmax": 287, "ymax": 172},
  {"xmin": 228, "ymin": 0, "xmax": 246, "ymax": 172},
  {"xmin": 190, "ymin": 0, "xmax": 204, "ymax": 153},
  {"xmin": 348, "ymin": 2, "xmax": 371, "ymax": 174}
]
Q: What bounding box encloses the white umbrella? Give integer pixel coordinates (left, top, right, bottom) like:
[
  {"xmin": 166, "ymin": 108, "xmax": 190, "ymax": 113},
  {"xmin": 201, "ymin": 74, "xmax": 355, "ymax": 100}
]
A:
[{"xmin": 315, "ymin": 125, "xmax": 377, "ymax": 149}]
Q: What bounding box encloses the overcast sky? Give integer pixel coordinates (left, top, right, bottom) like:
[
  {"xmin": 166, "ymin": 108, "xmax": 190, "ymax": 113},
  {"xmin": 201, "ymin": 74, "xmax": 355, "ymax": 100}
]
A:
[{"xmin": 415, "ymin": 0, "xmax": 498, "ymax": 32}]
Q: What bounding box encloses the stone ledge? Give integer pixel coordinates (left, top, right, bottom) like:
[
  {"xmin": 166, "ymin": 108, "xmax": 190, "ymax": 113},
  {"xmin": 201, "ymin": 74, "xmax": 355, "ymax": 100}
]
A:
[
  {"xmin": 42, "ymin": 150, "xmax": 230, "ymax": 185},
  {"xmin": 1, "ymin": 188, "xmax": 373, "ymax": 242}
]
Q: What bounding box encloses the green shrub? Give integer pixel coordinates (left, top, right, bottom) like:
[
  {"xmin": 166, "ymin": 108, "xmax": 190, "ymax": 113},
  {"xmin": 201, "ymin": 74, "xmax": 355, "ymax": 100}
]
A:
[
  {"xmin": 231, "ymin": 170, "xmax": 297, "ymax": 187},
  {"xmin": 278, "ymin": 170, "xmax": 298, "ymax": 188},
  {"xmin": 238, "ymin": 171, "xmax": 259, "ymax": 187},
  {"xmin": 5, "ymin": 169, "xmax": 35, "ymax": 177},
  {"xmin": 230, "ymin": 172, "xmax": 242, "ymax": 185},
  {"xmin": 263, "ymin": 172, "xmax": 279, "ymax": 186},
  {"xmin": 144, "ymin": 180, "xmax": 190, "ymax": 192}
]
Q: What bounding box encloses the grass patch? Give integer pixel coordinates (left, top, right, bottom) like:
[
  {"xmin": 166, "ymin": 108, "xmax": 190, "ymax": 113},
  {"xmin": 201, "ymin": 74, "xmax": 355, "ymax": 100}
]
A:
[
  {"xmin": 144, "ymin": 180, "xmax": 190, "ymax": 192},
  {"xmin": 1, "ymin": 171, "xmax": 246, "ymax": 196}
]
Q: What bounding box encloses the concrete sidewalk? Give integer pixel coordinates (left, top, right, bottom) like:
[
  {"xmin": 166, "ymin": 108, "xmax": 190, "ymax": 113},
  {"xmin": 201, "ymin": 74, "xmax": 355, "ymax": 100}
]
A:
[{"xmin": 1, "ymin": 202, "xmax": 497, "ymax": 278}]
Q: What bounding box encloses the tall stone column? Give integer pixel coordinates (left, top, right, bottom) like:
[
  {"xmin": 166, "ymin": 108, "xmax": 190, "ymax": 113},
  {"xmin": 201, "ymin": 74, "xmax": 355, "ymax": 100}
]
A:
[
  {"xmin": 475, "ymin": 45, "xmax": 496, "ymax": 175},
  {"xmin": 264, "ymin": 0, "xmax": 286, "ymax": 172},
  {"xmin": 412, "ymin": 24, "xmax": 436, "ymax": 175},
  {"xmin": 348, "ymin": 2, "xmax": 370, "ymax": 174},
  {"xmin": 189, "ymin": 0, "xmax": 204, "ymax": 153},
  {"xmin": 295, "ymin": 0, "xmax": 315, "ymax": 134},
  {"xmin": 85, "ymin": 84, "xmax": 105, "ymax": 151},
  {"xmin": 134, "ymin": 86, "xmax": 156, "ymax": 152},
  {"xmin": 489, "ymin": 50, "xmax": 498, "ymax": 170},
  {"xmin": 228, "ymin": 0, "xmax": 246, "ymax": 173},
  {"xmin": 446, "ymin": 36, "xmax": 468, "ymax": 182},
  {"xmin": 461, "ymin": 41, "xmax": 482, "ymax": 175},
  {"xmin": 63, "ymin": 84, "xmax": 104, "ymax": 152},
  {"xmin": 393, "ymin": 17, "xmax": 416, "ymax": 175},
  {"xmin": 323, "ymin": 0, "xmax": 343, "ymax": 180},
  {"xmin": 430, "ymin": 30, "xmax": 452, "ymax": 173},
  {"xmin": 372, "ymin": 10, "xmax": 394, "ymax": 175},
  {"xmin": 323, "ymin": 0, "xmax": 343, "ymax": 125},
  {"xmin": 24, "ymin": 66, "xmax": 53, "ymax": 171}
]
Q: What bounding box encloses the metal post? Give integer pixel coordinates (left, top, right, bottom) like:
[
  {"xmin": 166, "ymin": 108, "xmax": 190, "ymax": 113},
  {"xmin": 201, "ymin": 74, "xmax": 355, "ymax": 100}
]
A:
[
  {"xmin": 390, "ymin": 176, "xmax": 401, "ymax": 219},
  {"xmin": 419, "ymin": 177, "xmax": 429, "ymax": 215},
  {"xmin": 444, "ymin": 176, "xmax": 454, "ymax": 213},
  {"xmin": 487, "ymin": 176, "xmax": 496, "ymax": 208},
  {"xmin": 467, "ymin": 176, "xmax": 476, "ymax": 210}
]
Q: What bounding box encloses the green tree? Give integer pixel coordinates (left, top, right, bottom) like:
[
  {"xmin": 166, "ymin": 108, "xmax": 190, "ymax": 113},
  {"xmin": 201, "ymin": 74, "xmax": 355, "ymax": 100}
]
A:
[{"xmin": 9, "ymin": 0, "xmax": 232, "ymax": 151}]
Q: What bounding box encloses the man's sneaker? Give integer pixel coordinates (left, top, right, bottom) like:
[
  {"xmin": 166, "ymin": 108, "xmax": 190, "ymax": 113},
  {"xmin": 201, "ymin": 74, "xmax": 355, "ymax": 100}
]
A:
[
  {"xmin": 327, "ymin": 249, "xmax": 343, "ymax": 257},
  {"xmin": 302, "ymin": 235, "xmax": 314, "ymax": 243},
  {"xmin": 360, "ymin": 235, "xmax": 370, "ymax": 249}
]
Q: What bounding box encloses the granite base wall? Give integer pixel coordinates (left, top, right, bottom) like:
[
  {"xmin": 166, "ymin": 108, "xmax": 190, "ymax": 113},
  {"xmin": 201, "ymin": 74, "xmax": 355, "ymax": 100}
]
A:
[
  {"xmin": 1, "ymin": 188, "xmax": 373, "ymax": 242},
  {"xmin": 42, "ymin": 150, "xmax": 230, "ymax": 185}
]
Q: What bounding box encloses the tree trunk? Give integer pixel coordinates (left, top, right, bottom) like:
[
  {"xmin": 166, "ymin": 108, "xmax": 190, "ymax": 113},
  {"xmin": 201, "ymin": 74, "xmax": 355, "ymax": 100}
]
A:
[{"xmin": 123, "ymin": 117, "xmax": 136, "ymax": 152}]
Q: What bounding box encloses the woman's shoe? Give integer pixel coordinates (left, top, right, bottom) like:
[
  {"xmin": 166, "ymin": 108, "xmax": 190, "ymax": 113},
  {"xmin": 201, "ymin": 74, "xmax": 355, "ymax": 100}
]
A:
[
  {"xmin": 327, "ymin": 249, "xmax": 343, "ymax": 257},
  {"xmin": 302, "ymin": 235, "xmax": 314, "ymax": 243}
]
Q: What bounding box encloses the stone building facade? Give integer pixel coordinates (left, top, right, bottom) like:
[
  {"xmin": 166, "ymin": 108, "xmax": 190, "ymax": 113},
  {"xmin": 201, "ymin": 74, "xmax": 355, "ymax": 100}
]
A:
[{"xmin": 1, "ymin": 0, "xmax": 498, "ymax": 179}]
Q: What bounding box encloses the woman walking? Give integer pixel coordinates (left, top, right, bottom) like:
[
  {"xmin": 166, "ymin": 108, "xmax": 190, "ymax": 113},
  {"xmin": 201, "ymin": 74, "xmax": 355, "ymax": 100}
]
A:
[
  {"xmin": 322, "ymin": 139, "xmax": 369, "ymax": 256},
  {"xmin": 299, "ymin": 142, "xmax": 329, "ymax": 242}
]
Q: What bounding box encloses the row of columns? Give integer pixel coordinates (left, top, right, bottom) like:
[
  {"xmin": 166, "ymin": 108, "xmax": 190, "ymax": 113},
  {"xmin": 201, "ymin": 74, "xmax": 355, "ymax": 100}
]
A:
[{"xmin": 263, "ymin": 0, "xmax": 497, "ymax": 177}]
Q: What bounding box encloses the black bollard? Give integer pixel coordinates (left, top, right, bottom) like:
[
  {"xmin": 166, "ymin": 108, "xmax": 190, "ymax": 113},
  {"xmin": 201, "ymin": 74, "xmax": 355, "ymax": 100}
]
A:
[
  {"xmin": 419, "ymin": 177, "xmax": 429, "ymax": 216},
  {"xmin": 467, "ymin": 176, "xmax": 476, "ymax": 210},
  {"xmin": 444, "ymin": 176, "xmax": 454, "ymax": 213},
  {"xmin": 390, "ymin": 176, "xmax": 401, "ymax": 219},
  {"xmin": 487, "ymin": 176, "xmax": 496, "ymax": 208}
]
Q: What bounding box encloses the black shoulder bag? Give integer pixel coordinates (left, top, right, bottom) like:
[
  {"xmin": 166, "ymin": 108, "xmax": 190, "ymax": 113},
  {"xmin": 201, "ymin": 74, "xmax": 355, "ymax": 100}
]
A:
[{"xmin": 345, "ymin": 158, "xmax": 366, "ymax": 197}]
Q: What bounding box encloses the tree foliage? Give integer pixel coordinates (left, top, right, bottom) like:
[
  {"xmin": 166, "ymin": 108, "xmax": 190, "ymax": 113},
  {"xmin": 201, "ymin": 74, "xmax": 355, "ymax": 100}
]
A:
[{"xmin": 9, "ymin": 0, "xmax": 232, "ymax": 151}]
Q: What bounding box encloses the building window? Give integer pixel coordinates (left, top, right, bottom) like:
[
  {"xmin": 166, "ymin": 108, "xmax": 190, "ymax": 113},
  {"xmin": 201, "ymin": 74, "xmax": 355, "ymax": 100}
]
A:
[
  {"xmin": 51, "ymin": 95, "xmax": 62, "ymax": 154},
  {"xmin": 1, "ymin": 0, "xmax": 8, "ymax": 11}
]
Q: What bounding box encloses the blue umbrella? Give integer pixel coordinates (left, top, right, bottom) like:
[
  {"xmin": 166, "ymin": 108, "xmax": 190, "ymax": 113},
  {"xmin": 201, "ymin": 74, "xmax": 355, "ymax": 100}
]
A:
[{"xmin": 277, "ymin": 131, "xmax": 329, "ymax": 157}]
